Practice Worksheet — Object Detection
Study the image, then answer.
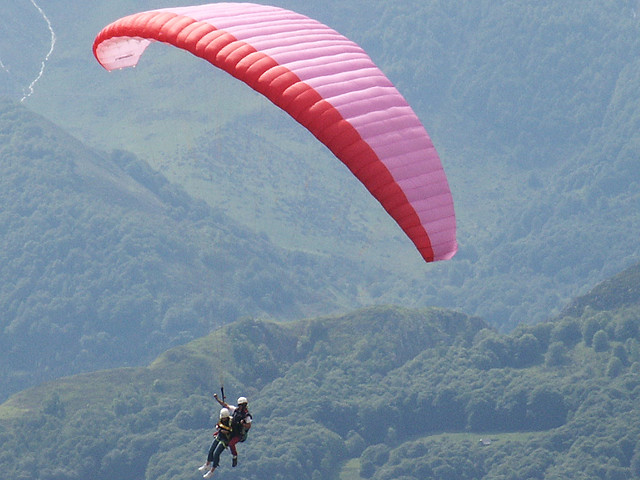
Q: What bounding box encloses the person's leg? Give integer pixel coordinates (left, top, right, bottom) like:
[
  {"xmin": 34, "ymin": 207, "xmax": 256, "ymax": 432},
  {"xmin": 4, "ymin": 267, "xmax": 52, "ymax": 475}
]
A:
[
  {"xmin": 228, "ymin": 437, "xmax": 239, "ymax": 466},
  {"xmin": 203, "ymin": 441, "xmax": 224, "ymax": 478},
  {"xmin": 228, "ymin": 436, "xmax": 239, "ymax": 457},
  {"xmin": 207, "ymin": 439, "xmax": 220, "ymax": 463},
  {"xmin": 211, "ymin": 442, "xmax": 226, "ymax": 468},
  {"xmin": 199, "ymin": 438, "xmax": 218, "ymax": 471}
]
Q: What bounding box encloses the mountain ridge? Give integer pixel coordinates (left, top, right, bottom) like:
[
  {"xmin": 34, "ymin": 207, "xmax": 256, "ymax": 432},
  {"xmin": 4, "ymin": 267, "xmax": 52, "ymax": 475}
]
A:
[
  {"xmin": 0, "ymin": 99, "xmax": 383, "ymax": 401},
  {"xmin": 15, "ymin": 0, "xmax": 638, "ymax": 329},
  {"xmin": 1, "ymin": 262, "xmax": 639, "ymax": 479},
  {"xmin": 558, "ymin": 262, "xmax": 640, "ymax": 318},
  {"xmin": 1, "ymin": 0, "xmax": 639, "ymax": 422}
]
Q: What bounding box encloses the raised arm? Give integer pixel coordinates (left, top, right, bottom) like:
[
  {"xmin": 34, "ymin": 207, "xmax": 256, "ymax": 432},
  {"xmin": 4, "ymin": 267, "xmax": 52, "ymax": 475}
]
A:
[{"xmin": 213, "ymin": 393, "xmax": 229, "ymax": 409}]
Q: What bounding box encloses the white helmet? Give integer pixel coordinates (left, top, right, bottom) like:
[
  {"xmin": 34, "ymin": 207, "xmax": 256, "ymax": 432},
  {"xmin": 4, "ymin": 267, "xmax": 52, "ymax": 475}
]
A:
[
  {"xmin": 219, "ymin": 408, "xmax": 230, "ymax": 419},
  {"xmin": 237, "ymin": 396, "xmax": 248, "ymax": 405}
]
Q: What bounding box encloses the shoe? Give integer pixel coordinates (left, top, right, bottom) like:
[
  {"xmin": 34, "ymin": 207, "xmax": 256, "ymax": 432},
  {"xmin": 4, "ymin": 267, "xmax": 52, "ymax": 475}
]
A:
[
  {"xmin": 232, "ymin": 456, "xmax": 238, "ymax": 467},
  {"xmin": 203, "ymin": 469, "xmax": 215, "ymax": 479},
  {"xmin": 198, "ymin": 463, "xmax": 209, "ymax": 472}
]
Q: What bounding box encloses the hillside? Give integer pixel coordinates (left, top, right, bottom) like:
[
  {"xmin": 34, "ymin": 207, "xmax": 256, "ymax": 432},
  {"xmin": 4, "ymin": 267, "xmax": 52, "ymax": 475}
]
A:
[
  {"xmin": 2, "ymin": 0, "xmax": 635, "ymax": 331},
  {"xmin": 0, "ymin": 99, "xmax": 385, "ymax": 400},
  {"xmin": 1, "ymin": 0, "xmax": 639, "ymax": 411},
  {"xmin": 559, "ymin": 262, "xmax": 640, "ymax": 318},
  {"xmin": 1, "ymin": 262, "xmax": 640, "ymax": 479}
]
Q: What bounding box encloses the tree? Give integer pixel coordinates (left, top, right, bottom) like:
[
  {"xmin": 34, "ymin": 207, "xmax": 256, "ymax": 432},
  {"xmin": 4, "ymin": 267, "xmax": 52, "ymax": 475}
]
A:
[
  {"xmin": 527, "ymin": 387, "xmax": 568, "ymax": 430},
  {"xmin": 345, "ymin": 430, "xmax": 366, "ymax": 457},
  {"xmin": 466, "ymin": 395, "xmax": 497, "ymax": 432},
  {"xmin": 551, "ymin": 318, "xmax": 582, "ymax": 347},
  {"xmin": 606, "ymin": 357, "xmax": 624, "ymax": 378},
  {"xmin": 529, "ymin": 322, "xmax": 553, "ymax": 351},
  {"xmin": 545, "ymin": 342, "xmax": 568, "ymax": 366},
  {"xmin": 612, "ymin": 344, "xmax": 628, "ymax": 366},
  {"xmin": 614, "ymin": 316, "xmax": 639, "ymax": 341},
  {"xmin": 514, "ymin": 333, "xmax": 542, "ymax": 367},
  {"xmin": 42, "ymin": 392, "xmax": 65, "ymax": 419},
  {"xmin": 582, "ymin": 317, "xmax": 601, "ymax": 346},
  {"xmin": 593, "ymin": 330, "xmax": 609, "ymax": 352}
]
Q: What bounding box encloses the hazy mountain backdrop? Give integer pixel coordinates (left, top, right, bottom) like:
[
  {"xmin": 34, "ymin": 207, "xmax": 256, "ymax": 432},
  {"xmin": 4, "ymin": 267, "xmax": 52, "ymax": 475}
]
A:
[
  {"xmin": 1, "ymin": 261, "xmax": 639, "ymax": 479},
  {"xmin": 0, "ymin": 0, "xmax": 638, "ymax": 401}
]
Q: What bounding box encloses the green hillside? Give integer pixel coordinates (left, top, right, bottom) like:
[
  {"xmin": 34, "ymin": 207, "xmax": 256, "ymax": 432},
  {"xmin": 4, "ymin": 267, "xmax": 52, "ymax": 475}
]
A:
[
  {"xmin": 1, "ymin": 262, "xmax": 640, "ymax": 479},
  {"xmin": 0, "ymin": 99, "xmax": 386, "ymax": 400},
  {"xmin": 6, "ymin": 0, "xmax": 636, "ymax": 331},
  {"xmin": 0, "ymin": 1, "xmax": 638, "ymax": 478},
  {"xmin": 559, "ymin": 262, "xmax": 640, "ymax": 318}
]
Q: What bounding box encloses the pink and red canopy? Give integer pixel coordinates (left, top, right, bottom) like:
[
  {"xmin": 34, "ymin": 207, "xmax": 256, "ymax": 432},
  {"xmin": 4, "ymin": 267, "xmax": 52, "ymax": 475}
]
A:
[{"xmin": 93, "ymin": 3, "xmax": 457, "ymax": 262}]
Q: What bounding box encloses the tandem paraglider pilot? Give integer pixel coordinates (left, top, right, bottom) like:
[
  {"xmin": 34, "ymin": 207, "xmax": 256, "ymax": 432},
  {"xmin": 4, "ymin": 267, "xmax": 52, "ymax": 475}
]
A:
[
  {"xmin": 198, "ymin": 393, "xmax": 252, "ymax": 477},
  {"xmin": 214, "ymin": 394, "xmax": 252, "ymax": 467}
]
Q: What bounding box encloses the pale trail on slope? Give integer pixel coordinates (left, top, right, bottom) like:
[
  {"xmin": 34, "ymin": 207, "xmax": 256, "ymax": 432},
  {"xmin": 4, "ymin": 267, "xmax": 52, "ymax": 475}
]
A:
[{"xmin": 20, "ymin": 0, "xmax": 56, "ymax": 102}]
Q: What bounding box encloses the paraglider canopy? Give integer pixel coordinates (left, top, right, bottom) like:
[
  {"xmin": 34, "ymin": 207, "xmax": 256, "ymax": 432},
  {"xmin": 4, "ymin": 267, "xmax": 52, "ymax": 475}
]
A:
[{"xmin": 93, "ymin": 3, "xmax": 457, "ymax": 263}]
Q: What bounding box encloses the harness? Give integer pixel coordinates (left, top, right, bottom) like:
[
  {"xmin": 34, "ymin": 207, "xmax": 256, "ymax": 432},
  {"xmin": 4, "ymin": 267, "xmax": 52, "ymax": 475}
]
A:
[
  {"xmin": 215, "ymin": 418, "xmax": 233, "ymax": 444},
  {"xmin": 231, "ymin": 407, "xmax": 252, "ymax": 441}
]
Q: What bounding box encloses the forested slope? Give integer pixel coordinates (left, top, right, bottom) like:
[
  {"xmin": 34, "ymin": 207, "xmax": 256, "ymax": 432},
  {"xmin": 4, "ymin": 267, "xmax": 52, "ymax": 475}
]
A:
[
  {"xmin": 7, "ymin": 0, "xmax": 636, "ymax": 330},
  {"xmin": 0, "ymin": 1, "xmax": 637, "ymax": 477},
  {"xmin": 1, "ymin": 262, "xmax": 640, "ymax": 480},
  {"xmin": 1, "ymin": 0, "xmax": 639, "ymax": 415},
  {"xmin": 559, "ymin": 262, "xmax": 640, "ymax": 318},
  {"xmin": 0, "ymin": 100, "xmax": 378, "ymax": 400}
]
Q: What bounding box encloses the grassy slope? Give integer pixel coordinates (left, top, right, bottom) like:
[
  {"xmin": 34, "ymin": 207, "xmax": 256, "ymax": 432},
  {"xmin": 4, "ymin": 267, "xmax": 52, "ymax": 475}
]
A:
[
  {"xmin": 1, "ymin": 263, "xmax": 639, "ymax": 479},
  {"xmin": 0, "ymin": 305, "xmax": 482, "ymax": 479},
  {"xmin": 1, "ymin": 99, "xmax": 399, "ymax": 401},
  {"xmin": 14, "ymin": 0, "xmax": 636, "ymax": 330}
]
